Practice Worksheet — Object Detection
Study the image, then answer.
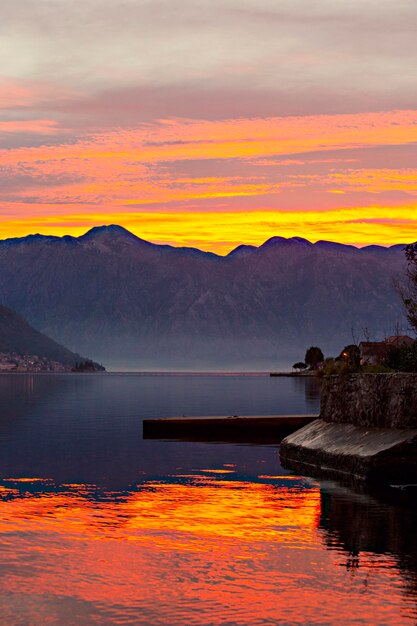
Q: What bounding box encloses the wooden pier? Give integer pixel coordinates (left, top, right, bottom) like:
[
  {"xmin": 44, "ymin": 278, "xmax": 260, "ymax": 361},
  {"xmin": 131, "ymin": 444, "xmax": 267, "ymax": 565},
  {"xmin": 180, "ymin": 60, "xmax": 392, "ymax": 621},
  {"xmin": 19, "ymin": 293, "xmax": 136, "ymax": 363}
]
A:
[{"xmin": 143, "ymin": 414, "xmax": 318, "ymax": 444}]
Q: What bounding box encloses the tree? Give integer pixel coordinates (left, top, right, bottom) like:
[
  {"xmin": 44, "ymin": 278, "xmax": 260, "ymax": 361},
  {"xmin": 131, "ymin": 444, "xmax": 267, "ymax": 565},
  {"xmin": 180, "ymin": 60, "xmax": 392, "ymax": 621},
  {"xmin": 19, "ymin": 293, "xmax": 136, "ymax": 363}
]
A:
[
  {"xmin": 292, "ymin": 362, "xmax": 307, "ymax": 372},
  {"xmin": 400, "ymin": 243, "xmax": 417, "ymax": 333},
  {"xmin": 304, "ymin": 346, "xmax": 324, "ymax": 369},
  {"xmin": 338, "ymin": 344, "xmax": 360, "ymax": 368}
]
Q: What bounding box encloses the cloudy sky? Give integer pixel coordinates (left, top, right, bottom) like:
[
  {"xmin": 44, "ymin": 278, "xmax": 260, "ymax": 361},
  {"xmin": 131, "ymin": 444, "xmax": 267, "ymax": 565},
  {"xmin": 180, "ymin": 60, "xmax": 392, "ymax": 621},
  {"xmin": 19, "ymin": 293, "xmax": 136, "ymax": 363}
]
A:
[{"xmin": 1, "ymin": 0, "xmax": 417, "ymax": 252}]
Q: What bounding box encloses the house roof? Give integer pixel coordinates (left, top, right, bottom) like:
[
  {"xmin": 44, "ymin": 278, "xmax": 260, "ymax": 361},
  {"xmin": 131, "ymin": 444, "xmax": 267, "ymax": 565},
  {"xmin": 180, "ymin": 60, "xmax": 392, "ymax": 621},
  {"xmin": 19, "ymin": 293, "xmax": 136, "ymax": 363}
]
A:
[{"xmin": 385, "ymin": 335, "xmax": 414, "ymax": 346}]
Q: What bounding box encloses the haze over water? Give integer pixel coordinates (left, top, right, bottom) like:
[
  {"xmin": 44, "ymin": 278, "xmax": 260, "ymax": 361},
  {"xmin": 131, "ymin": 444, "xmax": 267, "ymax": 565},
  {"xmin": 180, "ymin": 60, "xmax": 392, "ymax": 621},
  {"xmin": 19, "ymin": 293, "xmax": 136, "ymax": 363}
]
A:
[{"xmin": 0, "ymin": 373, "xmax": 416, "ymax": 625}]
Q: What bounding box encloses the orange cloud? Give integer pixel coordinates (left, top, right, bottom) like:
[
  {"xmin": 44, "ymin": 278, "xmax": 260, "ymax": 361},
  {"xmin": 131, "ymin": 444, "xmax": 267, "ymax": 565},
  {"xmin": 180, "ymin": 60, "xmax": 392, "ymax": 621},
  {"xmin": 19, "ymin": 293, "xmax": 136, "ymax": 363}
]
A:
[
  {"xmin": 0, "ymin": 109, "xmax": 417, "ymax": 250},
  {"xmin": 325, "ymin": 169, "xmax": 417, "ymax": 194}
]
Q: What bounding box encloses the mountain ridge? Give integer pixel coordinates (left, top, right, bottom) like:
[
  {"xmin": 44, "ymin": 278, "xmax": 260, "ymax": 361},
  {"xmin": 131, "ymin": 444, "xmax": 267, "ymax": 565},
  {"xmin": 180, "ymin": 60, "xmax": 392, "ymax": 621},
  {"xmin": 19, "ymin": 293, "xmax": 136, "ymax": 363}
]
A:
[
  {"xmin": 0, "ymin": 225, "xmax": 412, "ymax": 369},
  {"xmin": 0, "ymin": 225, "xmax": 410, "ymax": 256}
]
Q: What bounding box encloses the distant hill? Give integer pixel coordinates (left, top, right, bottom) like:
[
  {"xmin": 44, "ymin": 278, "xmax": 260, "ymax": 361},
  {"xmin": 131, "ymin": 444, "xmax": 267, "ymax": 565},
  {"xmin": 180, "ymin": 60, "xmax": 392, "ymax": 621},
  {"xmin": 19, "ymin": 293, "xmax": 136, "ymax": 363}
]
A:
[
  {"xmin": 0, "ymin": 304, "xmax": 85, "ymax": 366},
  {"xmin": 0, "ymin": 225, "xmax": 411, "ymax": 369}
]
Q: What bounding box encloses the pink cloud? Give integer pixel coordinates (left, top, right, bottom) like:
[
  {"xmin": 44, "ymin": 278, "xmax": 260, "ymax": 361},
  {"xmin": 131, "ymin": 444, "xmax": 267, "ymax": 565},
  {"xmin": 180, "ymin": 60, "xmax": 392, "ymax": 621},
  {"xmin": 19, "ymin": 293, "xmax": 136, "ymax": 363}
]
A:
[{"xmin": 0, "ymin": 119, "xmax": 59, "ymax": 134}]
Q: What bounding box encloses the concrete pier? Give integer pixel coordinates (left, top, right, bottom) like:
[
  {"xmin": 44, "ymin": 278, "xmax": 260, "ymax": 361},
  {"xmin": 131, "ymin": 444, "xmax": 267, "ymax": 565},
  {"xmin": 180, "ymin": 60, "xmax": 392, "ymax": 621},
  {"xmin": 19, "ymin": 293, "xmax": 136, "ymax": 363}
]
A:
[
  {"xmin": 280, "ymin": 374, "xmax": 417, "ymax": 482},
  {"xmin": 143, "ymin": 414, "xmax": 317, "ymax": 444}
]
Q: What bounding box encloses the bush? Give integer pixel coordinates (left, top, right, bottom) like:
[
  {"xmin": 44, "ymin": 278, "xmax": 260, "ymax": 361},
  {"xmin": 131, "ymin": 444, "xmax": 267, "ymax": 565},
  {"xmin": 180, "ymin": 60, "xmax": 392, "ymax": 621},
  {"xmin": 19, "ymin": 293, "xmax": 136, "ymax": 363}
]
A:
[
  {"xmin": 318, "ymin": 359, "xmax": 358, "ymax": 377},
  {"xmin": 386, "ymin": 341, "xmax": 417, "ymax": 372}
]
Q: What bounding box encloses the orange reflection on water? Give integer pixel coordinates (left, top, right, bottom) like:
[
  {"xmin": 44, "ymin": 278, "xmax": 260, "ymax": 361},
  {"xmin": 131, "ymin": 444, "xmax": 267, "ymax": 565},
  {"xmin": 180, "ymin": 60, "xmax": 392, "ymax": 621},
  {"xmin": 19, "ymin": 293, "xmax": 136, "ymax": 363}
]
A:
[
  {"xmin": 0, "ymin": 478, "xmax": 414, "ymax": 625},
  {"xmin": 0, "ymin": 479, "xmax": 319, "ymax": 547}
]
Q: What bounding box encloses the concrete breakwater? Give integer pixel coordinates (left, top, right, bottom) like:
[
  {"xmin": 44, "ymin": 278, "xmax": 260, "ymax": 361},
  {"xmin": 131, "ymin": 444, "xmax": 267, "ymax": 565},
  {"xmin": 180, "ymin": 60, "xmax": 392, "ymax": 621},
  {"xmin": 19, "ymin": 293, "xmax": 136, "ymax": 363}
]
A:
[{"xmin": 280, "ymin": 374, "xmax": 417, "ymax": 482}]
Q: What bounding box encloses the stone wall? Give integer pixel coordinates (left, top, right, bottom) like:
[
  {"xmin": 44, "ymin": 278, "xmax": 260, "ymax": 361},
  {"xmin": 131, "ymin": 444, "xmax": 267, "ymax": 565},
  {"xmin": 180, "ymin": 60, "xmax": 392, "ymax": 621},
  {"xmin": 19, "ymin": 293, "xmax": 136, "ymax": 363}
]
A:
[{"xmin": 320, "ymin": 373, "xmax": 417, "ymax": 429}]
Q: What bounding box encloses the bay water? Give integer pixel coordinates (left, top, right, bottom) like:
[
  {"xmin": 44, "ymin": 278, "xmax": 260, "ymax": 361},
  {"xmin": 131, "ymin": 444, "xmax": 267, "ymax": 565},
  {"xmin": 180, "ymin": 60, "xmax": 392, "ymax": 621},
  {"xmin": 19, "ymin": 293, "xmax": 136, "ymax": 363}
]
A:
[{"xmin": 0, "ymin": 373, "xmax": 415, "ymax": 625}]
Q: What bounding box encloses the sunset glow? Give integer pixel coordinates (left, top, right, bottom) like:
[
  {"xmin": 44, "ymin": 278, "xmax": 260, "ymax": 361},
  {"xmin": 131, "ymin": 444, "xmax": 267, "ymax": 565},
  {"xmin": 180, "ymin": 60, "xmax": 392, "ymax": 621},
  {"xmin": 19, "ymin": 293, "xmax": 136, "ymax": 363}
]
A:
[
  {"xmin": 2, "ymin": 3, "xmax": 417, "ymax": 623},
  {"xmin": 1, "ymin": 108, "xmax": 417, "ymax": 251},
  {"xmin": 1, "ymin": 1, "xmax": 417, "ymax": 251}
]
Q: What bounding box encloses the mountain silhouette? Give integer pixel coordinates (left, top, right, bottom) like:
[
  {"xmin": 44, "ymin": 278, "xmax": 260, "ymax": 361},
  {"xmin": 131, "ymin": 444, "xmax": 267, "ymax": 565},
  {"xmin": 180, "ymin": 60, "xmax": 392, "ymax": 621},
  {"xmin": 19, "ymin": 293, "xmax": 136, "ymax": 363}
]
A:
[
  {"xmin": 0, "ymin": 226, "xmax": 410, "ymax": 369},
  {"xmin": 0, "ymin": 304, "xmax": 85, "ymax": 366}
]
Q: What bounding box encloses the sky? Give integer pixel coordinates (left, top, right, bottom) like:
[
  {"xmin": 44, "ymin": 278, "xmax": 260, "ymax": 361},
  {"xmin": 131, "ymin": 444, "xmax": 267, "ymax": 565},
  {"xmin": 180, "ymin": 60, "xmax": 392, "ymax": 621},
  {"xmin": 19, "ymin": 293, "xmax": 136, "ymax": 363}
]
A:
[{"xmin": 0, "ymin": 0, "xmax": 417, "ymax": 253}]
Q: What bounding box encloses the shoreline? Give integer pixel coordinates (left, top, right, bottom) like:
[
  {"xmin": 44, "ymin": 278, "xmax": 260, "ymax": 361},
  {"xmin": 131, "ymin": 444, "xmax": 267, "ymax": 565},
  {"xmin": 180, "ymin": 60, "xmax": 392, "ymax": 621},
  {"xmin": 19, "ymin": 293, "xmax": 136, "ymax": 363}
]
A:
[
  {"xmin": 270, "ymin": 371, "xmax": 317, "ymax": 377},
  {"xmin": 0, "ymin": 370, "xmax": 106, "ymax": 375},
  {"xmin": 0, "ymin": 370, "xmax": 315, "ymax": 376}
]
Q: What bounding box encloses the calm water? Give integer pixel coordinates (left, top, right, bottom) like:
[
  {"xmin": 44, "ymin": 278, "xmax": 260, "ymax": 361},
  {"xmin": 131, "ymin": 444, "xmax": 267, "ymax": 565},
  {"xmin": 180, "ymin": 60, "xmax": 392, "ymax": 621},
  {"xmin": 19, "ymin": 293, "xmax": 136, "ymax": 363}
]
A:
[{"xmin": 0, "ymin": 373, "xmax": 416, "ymax": 625}]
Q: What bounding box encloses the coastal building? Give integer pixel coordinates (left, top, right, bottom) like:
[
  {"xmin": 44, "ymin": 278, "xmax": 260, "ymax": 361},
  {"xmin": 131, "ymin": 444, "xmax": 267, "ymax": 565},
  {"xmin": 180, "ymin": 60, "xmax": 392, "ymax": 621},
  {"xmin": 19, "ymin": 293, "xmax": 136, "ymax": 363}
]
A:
[
  {"xmin": 359, "ymin": 335, "xmax": 415, "ymax": 366},
  {"xmin": 385, "ymin": 335, "xmax": 414, "ymax": 348},
  {"xmin": 359, "ymin": 342, "xmax": 387, "ymax": 366}
]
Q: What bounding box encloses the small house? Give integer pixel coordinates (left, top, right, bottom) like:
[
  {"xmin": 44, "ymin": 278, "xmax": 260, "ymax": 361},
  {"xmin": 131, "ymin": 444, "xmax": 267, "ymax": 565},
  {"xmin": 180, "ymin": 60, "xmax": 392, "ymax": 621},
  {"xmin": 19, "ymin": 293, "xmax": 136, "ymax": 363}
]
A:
[{"xmin": 359, "ymin": 342, "xmax": 388, "ymax": 366}]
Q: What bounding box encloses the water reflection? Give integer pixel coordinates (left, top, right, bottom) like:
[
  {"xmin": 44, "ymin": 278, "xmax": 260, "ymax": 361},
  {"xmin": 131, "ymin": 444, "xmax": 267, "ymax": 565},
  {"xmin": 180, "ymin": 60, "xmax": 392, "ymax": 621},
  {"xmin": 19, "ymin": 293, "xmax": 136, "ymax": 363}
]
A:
[
  {"xmin": 292, "ymin": 375, "xmax": 321, "ymax": 409},
  {"xmin": 0, "ymin": 473, "xmax": 416, "ymax": 624},
  {"xmin": 0, "ymin": 374, "xmax": 416, "ymax": 624},
  {"xmin": 0, "ymin": 373, "xmax": 319, "ymax": 488},
  {"xmin": 320, "ymin": 483, "xmax": 417, "ymax": 614}
]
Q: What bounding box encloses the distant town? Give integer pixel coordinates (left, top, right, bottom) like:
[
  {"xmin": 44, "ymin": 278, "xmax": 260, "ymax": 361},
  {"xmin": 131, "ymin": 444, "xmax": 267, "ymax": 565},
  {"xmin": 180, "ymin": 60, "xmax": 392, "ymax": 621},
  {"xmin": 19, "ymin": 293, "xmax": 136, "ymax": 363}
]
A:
[{"xmin": 0, "ymin": 352, "xmax": 105, "ymax": 373}]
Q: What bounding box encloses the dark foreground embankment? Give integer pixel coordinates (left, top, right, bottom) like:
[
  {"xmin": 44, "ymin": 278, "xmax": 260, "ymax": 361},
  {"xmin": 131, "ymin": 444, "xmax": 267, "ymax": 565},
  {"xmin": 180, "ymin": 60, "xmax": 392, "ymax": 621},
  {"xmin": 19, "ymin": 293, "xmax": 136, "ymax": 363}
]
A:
[{"xmin": 280, "ymin": 374, "xmax": 417, "ymax": 482}]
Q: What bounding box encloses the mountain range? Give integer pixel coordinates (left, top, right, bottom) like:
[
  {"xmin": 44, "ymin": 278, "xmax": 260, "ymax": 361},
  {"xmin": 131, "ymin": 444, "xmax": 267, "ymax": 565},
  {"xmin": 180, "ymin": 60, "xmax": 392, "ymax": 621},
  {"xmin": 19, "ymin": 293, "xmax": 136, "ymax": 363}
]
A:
[
  {"xmin": 0, "ymin": 225, "xmax": 411, "ymax": 369},
  {"xmin": 0, "ymin": 304, "xmax": 83, "ymax": 366}
]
